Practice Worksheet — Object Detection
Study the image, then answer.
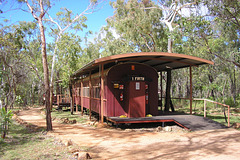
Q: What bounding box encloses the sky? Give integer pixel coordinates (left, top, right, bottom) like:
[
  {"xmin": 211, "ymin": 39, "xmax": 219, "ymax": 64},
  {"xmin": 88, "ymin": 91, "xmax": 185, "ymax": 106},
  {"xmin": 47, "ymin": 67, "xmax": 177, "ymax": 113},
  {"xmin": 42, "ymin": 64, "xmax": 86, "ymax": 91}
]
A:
[
  {"xmin": 0, "ymin": 0, "xmax": 209, "ymax": 46},
  {"xmin": 0, "ymin": 0, "xmax": 114, "ymax": 44}
]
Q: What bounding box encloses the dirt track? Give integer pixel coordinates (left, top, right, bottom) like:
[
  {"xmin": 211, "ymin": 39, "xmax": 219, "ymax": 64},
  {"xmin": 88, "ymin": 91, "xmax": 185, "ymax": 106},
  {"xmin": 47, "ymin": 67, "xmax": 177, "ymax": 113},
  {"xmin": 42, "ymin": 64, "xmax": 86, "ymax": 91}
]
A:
[{"xmin": 17, "ymin": 107, "xmax": 240, "ymax": 160}]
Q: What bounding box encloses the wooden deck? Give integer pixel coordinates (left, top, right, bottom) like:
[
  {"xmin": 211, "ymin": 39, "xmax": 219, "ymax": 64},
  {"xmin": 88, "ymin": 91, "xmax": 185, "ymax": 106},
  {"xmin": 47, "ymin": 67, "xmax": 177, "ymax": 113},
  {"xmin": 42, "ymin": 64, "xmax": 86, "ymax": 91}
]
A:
[{"xmin": 107, "ymin": 115, "xmax": 228, "ymax": 131}]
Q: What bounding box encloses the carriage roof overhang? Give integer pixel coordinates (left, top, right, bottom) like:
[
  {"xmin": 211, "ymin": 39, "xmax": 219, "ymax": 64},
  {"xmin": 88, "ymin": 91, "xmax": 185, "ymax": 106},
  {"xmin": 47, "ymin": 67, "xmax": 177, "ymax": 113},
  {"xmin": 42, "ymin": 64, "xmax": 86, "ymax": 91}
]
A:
[{"xmin": 71, "ymin": 52, "xmax": 214, "ymax": 79}]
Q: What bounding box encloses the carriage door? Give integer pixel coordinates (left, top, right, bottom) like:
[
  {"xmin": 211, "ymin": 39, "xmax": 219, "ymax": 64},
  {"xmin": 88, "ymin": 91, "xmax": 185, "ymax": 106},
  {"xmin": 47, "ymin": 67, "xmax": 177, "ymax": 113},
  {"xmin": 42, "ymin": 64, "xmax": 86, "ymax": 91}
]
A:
[{"xmin": 128, "ymin": 81, "xmax": 146, "ymax": 117}]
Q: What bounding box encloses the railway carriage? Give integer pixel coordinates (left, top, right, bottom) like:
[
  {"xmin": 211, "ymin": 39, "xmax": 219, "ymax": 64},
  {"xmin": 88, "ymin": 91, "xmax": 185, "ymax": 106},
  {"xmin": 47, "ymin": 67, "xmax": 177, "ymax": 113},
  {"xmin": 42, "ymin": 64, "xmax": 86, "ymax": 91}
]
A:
[{"xmin": 70, "ymin": 52, "xmax": 213, "ymax": 123}]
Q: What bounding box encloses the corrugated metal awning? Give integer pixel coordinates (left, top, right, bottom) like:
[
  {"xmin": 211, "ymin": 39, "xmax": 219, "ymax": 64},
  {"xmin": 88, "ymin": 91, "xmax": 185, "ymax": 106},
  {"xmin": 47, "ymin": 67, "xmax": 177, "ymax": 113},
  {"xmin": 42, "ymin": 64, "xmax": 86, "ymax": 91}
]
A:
[{"xmin": 71, "ymin": 52, "xmax": 214, "ymax": 78}]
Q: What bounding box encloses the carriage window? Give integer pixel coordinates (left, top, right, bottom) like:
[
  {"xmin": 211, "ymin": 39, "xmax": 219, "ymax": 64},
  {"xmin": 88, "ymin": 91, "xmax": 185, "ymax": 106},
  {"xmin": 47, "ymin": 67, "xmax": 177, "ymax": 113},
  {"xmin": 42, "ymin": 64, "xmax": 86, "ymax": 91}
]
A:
[
  {"xmin": 93, "ymin": 86, "xmax": 100, "ymax": 98},
  {"xmin": 83, "ymin": 87, "xmax": 90, "ymax": 97}
]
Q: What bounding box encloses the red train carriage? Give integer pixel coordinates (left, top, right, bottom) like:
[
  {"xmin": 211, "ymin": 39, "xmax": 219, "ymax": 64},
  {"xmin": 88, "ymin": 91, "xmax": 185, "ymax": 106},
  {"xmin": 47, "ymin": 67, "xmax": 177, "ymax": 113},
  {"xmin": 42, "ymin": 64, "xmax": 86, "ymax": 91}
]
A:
[{"xmin": 70, "ymin": 52, "xmax": 213, "ymax": 123}]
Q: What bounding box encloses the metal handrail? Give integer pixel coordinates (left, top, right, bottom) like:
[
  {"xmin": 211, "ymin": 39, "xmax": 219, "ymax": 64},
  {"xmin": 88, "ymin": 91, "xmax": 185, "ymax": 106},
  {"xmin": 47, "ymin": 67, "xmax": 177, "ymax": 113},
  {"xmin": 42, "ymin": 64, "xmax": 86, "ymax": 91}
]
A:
[
  {"xmin": 193, "ymin": 98, "xmax": 230, "ymax": 127},
  {"xmin": 160, "ymin": 97, "xmax": 230, "ymax": 127}
]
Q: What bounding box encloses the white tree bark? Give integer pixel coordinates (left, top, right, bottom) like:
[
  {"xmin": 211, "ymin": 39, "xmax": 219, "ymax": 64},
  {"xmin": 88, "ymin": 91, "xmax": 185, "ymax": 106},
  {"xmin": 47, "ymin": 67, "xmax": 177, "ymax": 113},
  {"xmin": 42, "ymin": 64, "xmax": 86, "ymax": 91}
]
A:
[{"xmin": 47, "ymin": 1, "xmax": 103, "ymax": 108}]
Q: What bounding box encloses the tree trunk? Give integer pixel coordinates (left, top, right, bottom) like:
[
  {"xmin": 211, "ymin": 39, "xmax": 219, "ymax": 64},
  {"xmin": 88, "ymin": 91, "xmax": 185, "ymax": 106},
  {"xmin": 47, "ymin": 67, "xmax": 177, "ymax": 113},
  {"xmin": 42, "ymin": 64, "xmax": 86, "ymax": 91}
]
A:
[
  {"xmin": 164, "ymin": 36, "xmax": 175, "ymax": 112},
  {"xmin": 38, "ymin": 17, "xmax": 52, "ymax": 131},
  {"xmin": 25, "ymin": 0, "xmax": 53, "ymax": 131},
  {"xmin": 165, "ymin": 69, "xmax": 174, "ymax": 112},
  {"xmin": 1, "ymin": 126, "xmax": 6, "ymax": 139},
  {"xmin": 208, "ymin": 74, "xmax": 215, "ymax": 98},
  {"xmin": 233, "ymin": 68, "xmax": 236, "ymax": 104},
  {"xmin": 50, "ymin": 85, "xmax": 53, "ymax": 111},
  {"xmin": 168, "ymin": 38, "xmax": 173, "ymax": 53}
]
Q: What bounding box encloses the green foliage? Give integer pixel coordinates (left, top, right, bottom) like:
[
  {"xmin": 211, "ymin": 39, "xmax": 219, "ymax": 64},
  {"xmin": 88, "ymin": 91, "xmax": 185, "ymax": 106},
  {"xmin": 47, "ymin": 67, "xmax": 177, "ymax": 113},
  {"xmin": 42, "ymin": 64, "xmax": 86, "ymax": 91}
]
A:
[
  {"xmin": 169, "ymin": 0, "xmax": 240, "ymax": 105},
  {"xmin": 224, "ymin": 97, "xmax": 237, "ymax": 108},
  {"xmin": 15, "ymin": 95, "xmax": 24, "ymax": 106},
  {"xmin": 50, "ymin": 32, "xmax": 84, "ymax": 88},
  {"xmin": 1, "ymin": 22, "xmax": 44, "ymax": 107},
  {"xmin": 1, "ymin": 0, "xmax": 240, "ymax": 112},
  {"xmin": 0, "ymin": 108, "xmax": 13, "ymax": 139},
  {"xmin": 101, "ymin": 0, "xmax": 168, "ymax": 54},
  {"xmin": 51, "ymin": 7, "xmax": 88, "ymax": 34}
]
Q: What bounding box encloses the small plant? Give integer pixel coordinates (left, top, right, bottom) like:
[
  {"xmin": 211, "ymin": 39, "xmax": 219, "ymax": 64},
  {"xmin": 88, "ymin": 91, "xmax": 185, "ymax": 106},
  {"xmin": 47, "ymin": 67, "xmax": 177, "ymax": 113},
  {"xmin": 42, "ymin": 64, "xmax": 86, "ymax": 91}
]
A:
[
  {"xmin": 0, "ymin": 107, "xmax": 13, "ymax": 139},
  {"xmin": 15, "ymin": 95, "xmax": 24, "ymax": 106}
]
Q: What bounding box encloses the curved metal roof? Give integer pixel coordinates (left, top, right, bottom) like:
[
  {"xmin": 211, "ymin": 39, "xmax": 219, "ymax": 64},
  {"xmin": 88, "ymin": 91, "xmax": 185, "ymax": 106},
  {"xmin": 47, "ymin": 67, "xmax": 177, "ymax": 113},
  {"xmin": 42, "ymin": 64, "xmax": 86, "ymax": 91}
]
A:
[{"xmin": 71, "ymin": 52, "xmax": 214, "ymax": 78}]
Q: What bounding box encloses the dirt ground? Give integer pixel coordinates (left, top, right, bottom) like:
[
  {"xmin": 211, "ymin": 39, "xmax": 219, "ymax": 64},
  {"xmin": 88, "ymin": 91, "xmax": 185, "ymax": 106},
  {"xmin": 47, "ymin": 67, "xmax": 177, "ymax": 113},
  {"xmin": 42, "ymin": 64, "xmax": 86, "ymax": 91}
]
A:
[{"xmin": 17, "ymin": 107, "xmax": 240, "ymax": 160}]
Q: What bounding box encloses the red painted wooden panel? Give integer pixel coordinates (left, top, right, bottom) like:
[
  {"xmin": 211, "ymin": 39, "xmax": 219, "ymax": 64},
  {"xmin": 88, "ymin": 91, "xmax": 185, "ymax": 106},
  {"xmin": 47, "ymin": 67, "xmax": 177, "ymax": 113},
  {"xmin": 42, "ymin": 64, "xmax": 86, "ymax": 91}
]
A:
[
  {"xmin": 83, "ymin": 97, "xmax": 89, "ymax": 109},
  {"xmin": 91, "ymin": 99, "xmax": 100, "ymax": 113},
  {"xmin": 72, "ymin": 62, "xmax": 158, "ymax": 118},
  {"xmin": 107, "ymin": 63, "xmax": 158, "ymax": 117}
]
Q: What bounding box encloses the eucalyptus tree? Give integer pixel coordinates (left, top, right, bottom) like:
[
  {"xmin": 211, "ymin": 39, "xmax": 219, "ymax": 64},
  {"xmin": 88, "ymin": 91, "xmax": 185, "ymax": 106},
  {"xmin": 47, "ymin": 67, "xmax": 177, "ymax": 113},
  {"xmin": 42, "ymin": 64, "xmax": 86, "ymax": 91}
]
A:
[
  {"xmin": 0, "ymin": 26, "xmax": 22, "ymax": 110},
  {"xmin": 0, "ymin": 22, "xmax": 39, "ymax": 110},
  {"xmin": 18, "ymin": 0, "xmax": 104, "ymax": 130},
  {"xmin": 201, "ymin": 0, "xmax": 240, "ymax": 68},
  {"xmin": 53, "ymin": 32, "xmax": 83, "ymax": 87},
  {"xmin": 21, "ymin": 0, "xmax": 53, "ymax": 131},
  {"xmin": 46, "ymin": 0, "xmax": 103, "ymax": 108},
  {"xmin": 108, "ymin": 0, "xmax": 167, "ymax": 53},
  {"xmin": 95, "ymin": 25, "xmax": 137, "ymax": 56},
  {"xmin": 83, "ymin": 37, "xmax": 101, "ymax": 60},
  {"xmin": 152, "ymin": 0, "xmax": 198, "ymax": 53},
  {"xmin": 19, "ymin": 22, "xmax": 45, "ymax": 105},
  {"xmin": 177, "ymin": 0, "xmax": 240, "ymax": 105},
  {"xmin": 140, "ymin": 0, "xmax": 198, "ymax": 112}
]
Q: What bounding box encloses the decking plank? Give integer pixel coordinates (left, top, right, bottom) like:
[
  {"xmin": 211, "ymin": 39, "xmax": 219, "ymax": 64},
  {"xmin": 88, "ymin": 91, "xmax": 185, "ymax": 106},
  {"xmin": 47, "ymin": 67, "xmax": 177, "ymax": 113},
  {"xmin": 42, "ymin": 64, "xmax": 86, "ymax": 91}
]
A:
[{"xmin": 107, "ymin": 115, "xmax": 228, "ymax": 131}]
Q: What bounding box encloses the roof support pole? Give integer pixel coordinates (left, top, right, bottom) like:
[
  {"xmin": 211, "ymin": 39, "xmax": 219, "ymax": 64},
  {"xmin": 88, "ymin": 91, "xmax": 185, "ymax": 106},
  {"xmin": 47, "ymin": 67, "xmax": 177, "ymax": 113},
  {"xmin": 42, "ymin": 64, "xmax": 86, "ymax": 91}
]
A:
[
  {"xmin": 71, "ymin": 85, "xmax": 75, "ymax": 114},
  {"xmin": 160, "ymin": 72, "xmax": 163, "ymax": 110},
  {"xmin": 189, "ymin": 66, "xmax": 193, "ymax": 114},
  {"xmin": 89, "ymin": 71, "xmax": 92, "ymax": 121},
  {"xmin": 100, "ymin": 64, "xmax": 104, "ymax": 123},
  {"xmin": 81, "ymin": 80, "xmax": 83, "ymax": 116},
  {"xmin": 70, "ymin": 87, "xmax": 74, "ymax": 115},
  {"xmin": 75, "ymin": 85, "xmax": 78, "ymax": 113}
]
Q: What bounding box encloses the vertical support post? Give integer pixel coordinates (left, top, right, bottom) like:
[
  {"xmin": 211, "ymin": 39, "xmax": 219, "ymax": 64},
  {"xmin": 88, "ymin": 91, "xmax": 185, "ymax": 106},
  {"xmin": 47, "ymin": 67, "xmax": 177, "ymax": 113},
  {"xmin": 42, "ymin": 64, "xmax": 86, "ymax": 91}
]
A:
[
  {"xmin": 57, "ymin": 95, "xmax": 60, "ymax": 109},
  {"xmin": 81, "ymin": 80, "xmax": 84, "ymax": 116},
  {"xmin": 189, "ymin": 66, "xmax": 193, "ymax": 115},
  {"xmin": 70, "ymin": 85, "xmax": 74, "ymax": 115},
  {"xmin": 160, "ymin": 71, "xmax": 163, "ymax": 111},
  {"xmin": 204, "ymin": 99, "xmax": 206, "ymax": 117},
  {"xmin": 89, "ymin": 71, "xmax": 92, "ymax": 121},
  {"xmin": 60, "ymin": 85, "xmax": 62, "ymax": 97},
  {"xmin": 70, "ymin": 97, "xmax": 73, "ymax": 114},
  {"xmin": 228, "ymin": 106, "xmax": 230, "ymax": 127},
  {"xmin": 74, "ymin": 85, "xmax": 77, "ymax": 113},
  {"xmin": 100, "ymin": 64, "xmax": 104, "ymax": 123}
]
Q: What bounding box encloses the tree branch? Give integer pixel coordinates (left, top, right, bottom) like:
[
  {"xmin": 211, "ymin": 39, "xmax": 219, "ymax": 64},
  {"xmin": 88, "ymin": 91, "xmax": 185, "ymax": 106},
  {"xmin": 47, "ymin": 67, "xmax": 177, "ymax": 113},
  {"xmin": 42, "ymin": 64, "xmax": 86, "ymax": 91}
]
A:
[
  {"xmin": 148, "ymin": 33, "xmax": 156, "ymax": 52},
  {"xmin": 224, "ymin": 7, "xmax": 240, "ymax": 28},
  {"xmin": 202, "ymin": 33, "xmax": 240, "ymax": 68},
  {"xmin": 39, "ymin": 0, "xmax": 45, "ymax": 19},
  {"xmin": 47, "ymin": 0, "xmax": 104, "ymax": 88},
  {"xmin": 25, "ymin": 0, "xmax": 38, "ymax": 20},
  {"xmin": 140, "ymin": 33, "xmax": 152, "ymax": 52}
]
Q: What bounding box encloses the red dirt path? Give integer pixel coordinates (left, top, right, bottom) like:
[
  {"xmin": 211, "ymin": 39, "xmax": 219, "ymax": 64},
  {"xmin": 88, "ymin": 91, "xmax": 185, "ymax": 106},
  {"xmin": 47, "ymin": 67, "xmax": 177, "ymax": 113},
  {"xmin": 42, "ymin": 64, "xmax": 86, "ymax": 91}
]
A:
[{"xmin": 18, "ymin": 107, "xmax": 240, "ymax": 160}]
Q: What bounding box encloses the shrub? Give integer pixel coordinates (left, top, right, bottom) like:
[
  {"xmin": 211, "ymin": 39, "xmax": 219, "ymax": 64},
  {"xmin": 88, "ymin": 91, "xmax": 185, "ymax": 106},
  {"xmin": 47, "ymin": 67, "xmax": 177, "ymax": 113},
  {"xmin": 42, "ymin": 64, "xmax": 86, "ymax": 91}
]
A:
[
  {"xmin": 0, "ymin": 108, "xmax": 13, "ymax": 139},
  {"xmin": 224, "ymin": 97, "xmax": 237, "ymax": 107}
]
